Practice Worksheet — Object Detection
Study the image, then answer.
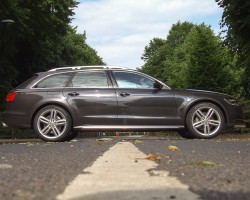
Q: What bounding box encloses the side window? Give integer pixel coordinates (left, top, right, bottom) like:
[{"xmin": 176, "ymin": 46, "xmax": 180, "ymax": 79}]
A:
[
  {"xmin": 34, "ymin": 73, "xmax": 72, "ymax": 88},
  {"xmin": 71, "ymin": 71, "xmax": 108, "ymax": 88},
  {"xmin": 113, "ymin": 71, "xmax": 155, "ymax": 88}
]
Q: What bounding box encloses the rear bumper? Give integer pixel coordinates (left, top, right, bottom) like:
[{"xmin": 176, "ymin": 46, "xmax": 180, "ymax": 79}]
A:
[
  {"xmin": 2, "ymin": 111, "xmax": 31, "ymax": 129},
  {"xmin": 2, "ymin": 122, "xmax": 8, "ymax": 128}
]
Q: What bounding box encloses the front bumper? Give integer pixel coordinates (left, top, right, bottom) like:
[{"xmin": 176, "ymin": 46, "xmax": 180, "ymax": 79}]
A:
[{"xmin": 234, "ymin": 121, "xmax": 246, "ymax": 128}]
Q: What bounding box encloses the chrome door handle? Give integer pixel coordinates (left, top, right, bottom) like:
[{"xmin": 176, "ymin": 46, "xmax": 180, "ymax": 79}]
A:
[
  {"xmin": 118, "ymin": 92, "xmax": 130, "ymax": 97},
  {"xmin": 68, "ymin": 92, "xmax": 79, "ymax": 97}
]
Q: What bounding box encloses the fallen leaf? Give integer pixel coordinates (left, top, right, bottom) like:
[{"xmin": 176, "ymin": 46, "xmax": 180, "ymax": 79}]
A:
[
  {"xmin": 18, "ymin": 142, "xmax": 34, "ymax": 146},
  {"xmin": 96, "ymin": 140, "xmax": 102, "ymax": 145},
  {"xmin": 134, "ymin": 140, "xmax": 143, "ymax": 144},
  {"xmin": 191, "ymin": 161, "xmax": 220, "ymax": 167},
  {"xmin": 167, "ymin": 145, "xmax": 180, "ymax": 151},
  {"xmin": 146, "ymin": 154, "xmax": 161, "ymax": 162}
]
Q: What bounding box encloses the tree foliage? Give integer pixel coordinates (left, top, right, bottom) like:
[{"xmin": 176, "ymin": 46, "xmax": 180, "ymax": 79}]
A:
[
  {"xmin": 59, "ymin": 28, "xmax": 104, "ymax": 66},
  {"xmin": 140, "ymin": 21, "xmax": 242, "ymax": 97},
  {"xmin": 184, "ymin": 24, "xmax": 230, "ymax": 92},
  {"xmin": 163, "ymin": 21, "xmax": 194, "ymax": 87},
  {"xmin": 141, "ymin": 21, "xmax": 194, "ymax": 82},
  {"xmin": 0, "ymin": 0, "xmax": 104, "ymax": 109},
  {"xmin": 216, "ymin": 0, "xmax": 250, "ymax": 98}
]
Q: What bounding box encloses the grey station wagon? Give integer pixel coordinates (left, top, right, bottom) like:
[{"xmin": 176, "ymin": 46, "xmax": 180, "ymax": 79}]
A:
[{"xmin": 2, "ymin": 66, "xmax": 245, "ymax": 142}]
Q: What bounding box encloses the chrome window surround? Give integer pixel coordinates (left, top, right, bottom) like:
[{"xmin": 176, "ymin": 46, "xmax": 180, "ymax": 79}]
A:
[
  {"xmin": 30, "ymin": 69, "xmax": 111, "ymax": 89},
  {"xmin": 110, "ymin": 69, "xmax": 171, "ymax": 90},
  {"xmin": 29, "ymin": 68, "xmax": 171, "ymax": 90}
]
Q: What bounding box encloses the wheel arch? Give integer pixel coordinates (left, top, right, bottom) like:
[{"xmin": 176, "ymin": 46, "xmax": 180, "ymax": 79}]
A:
[
  {"xmin": 30, "ymin": 102, "xmax": 74, "ymax": 129},
  {"xmin": 183, "ymin": 99, "xmax": 228, "ymax": 125}
]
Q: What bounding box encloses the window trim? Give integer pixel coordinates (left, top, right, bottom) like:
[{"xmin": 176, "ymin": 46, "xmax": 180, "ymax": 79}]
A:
[
  {"xmin": 110, "ymin": 70, "xmax": 171, "ymax": 89},
  {"xmin": 30, "ymin": 69, "xmax": 113, "ymax": 89},
  {"xmin": 29, "ymin": 69, "xmax": 171, "ymax": 90}
]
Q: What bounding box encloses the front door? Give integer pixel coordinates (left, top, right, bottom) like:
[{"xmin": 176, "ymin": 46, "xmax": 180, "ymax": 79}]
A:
[{"xmin": 112, "ymin": 70, "xmax": 177, "ymax": 126}]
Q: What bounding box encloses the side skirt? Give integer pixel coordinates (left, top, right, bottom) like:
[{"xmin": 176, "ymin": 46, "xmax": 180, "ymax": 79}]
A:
[{"xmin": 74, "ymin": 125, "xmax": 184, "ymax": 131}]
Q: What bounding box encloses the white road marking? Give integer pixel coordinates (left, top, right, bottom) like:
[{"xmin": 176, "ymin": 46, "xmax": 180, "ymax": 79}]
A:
[{"xmin": 57, "ymin": 142, "xmax": 200, "ymax": 200}]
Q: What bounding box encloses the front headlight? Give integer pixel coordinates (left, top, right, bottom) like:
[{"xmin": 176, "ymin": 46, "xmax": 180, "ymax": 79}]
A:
[{"xmin": 224, "ymin": 98, "xmax": 240, "ymax": 106}]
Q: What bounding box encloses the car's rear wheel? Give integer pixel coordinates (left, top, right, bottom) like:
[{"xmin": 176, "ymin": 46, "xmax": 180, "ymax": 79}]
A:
[
  {"xmin": 33, "ymin": 105, "xmax": 72, "ymax": 142},
  {"xmin": 186, "ymin": 103, "xmax": 224, "ymax": 139}
]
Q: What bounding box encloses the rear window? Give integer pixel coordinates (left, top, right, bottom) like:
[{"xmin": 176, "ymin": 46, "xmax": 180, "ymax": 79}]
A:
[
  {"xmin": 33, "ymin": 73, "xmax": 72, "ymax": 88},
  {"xmin": 16, "ymin": 74, "xmax": 39, "ymax": 89}
]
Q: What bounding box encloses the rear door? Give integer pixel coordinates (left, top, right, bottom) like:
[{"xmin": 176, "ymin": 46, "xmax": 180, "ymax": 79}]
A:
[{"xmin": 63, "ymin": 70, "xmax": 118, "ymax": 125}]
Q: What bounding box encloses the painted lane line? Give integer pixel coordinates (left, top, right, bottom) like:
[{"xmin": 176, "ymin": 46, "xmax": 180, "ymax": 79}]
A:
[{"xmin": 57, "ymin": 142, "xmax": 200, "ymax": 200}]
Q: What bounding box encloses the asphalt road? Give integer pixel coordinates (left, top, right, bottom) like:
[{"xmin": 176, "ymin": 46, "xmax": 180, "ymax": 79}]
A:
[
  {"xmin": 0, "ymin": 139, "xmax": 116, "ymax": 200},
  {"xmin": 0, "ymin": 136, "xmax": 249, "ymax": 200},
  {"xmin": 135, "ymin": 137, "xmax": 250, "ymax": 200}
]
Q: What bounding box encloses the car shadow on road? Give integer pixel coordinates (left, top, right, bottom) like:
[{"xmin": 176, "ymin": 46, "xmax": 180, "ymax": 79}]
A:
[
  {"xmin": 59, "ymin": 188, "xmax": 250, "ymax": 200},
  {"xmin": 59, "ymin": 188, "xmax": 200, "ymax": 200}
]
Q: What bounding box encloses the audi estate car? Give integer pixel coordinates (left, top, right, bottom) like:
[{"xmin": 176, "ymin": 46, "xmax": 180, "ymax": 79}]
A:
[{"xmin": 2, "ymin": 66, "xmax": 245, "ymax": 142}]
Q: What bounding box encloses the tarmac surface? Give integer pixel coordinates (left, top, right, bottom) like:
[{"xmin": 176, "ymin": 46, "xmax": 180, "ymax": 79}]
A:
[{"xmin": 0, "ymin": 134, "xmax": 249, "ymax": 200}]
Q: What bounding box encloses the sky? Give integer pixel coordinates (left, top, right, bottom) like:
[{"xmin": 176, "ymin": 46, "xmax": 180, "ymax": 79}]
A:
[{"xmin": 72, "ymin": 0, "xmax": 223, "ymax": 69}]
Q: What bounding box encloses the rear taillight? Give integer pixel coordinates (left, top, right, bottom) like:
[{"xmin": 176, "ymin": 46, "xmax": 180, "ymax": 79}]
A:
[{"xmin": 6, "ymin": 92, "xmax": 17, "ymax": 102}]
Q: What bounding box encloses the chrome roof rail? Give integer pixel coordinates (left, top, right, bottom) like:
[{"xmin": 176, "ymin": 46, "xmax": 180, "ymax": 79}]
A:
[{"xmin": 48, "ymin": 65, "xmax": 129, "ymax": 72}]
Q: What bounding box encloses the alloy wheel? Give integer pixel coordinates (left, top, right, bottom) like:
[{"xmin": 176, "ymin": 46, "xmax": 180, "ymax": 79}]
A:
[
  {"xmin": 191, "ymin": 106, "xmax": 221, "ymax": 136},
  {"xmin": 37, "ymin": 108, "xmax": 67, "ymax": 139}
]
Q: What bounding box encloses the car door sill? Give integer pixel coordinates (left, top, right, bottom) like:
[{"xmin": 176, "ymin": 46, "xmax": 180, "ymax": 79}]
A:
[{"xmin": 74, "ymin": 125, "xmax": 184, "ymax": 130}]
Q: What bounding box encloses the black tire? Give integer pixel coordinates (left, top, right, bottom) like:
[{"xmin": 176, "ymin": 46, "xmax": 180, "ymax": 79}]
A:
[
  {"xmin": 178, "ymin": 129, "xmax": 194, "ymax": 139},
  {"xmin": 33, "ymin": 105, "xmax": 72, "ymax": 142},
  {"xmin": 186, "ymin": 103, "xmax": 225, "ymax": 139},
  {"xmin": 65, "ymin": 130, "xmax": 79, "ymax": 141}
]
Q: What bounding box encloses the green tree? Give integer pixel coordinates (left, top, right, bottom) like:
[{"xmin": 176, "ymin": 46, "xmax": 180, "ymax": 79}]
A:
[
  {"xmin": 0, "ymin": 0, "xmax": 105, "ymax": 109},
  {"xmin": 0, "ymin": 1, "xmax": 20, "ymax": 104},
  {"xmin": 141, "ymin": 38, "xmax": 166, "ymax": 62},
  {"xmin": 58, "ymin": 28, "xmax": 104, "ymax": 66},
  {"xmin": 184, "ymin": 24, "xmax": 231, "ymax": 92},
  {"xmin": 163, "ymin": 44, "xmax": 188, "ymax": 88},
  {"xmin": 0, "ymin": 0, "xmax": 79, "ymax": 82},
  {"xmin": 216, "ymin": 0, "xmax": 250, "ymax": 97},
  {"xmin": 163, "ymin": 21, "xmax": 194, "ymax": 87},
  {"xmin": 141, "ymin": 21, "xmax": 242, "ymax": 96},
  {"xmin": 141, "ymin": 21, "xmax": 194, "ymax": 84},
  {"xmin": 140, "ymin": 38, "xmax": 166, "ymax": 79}
]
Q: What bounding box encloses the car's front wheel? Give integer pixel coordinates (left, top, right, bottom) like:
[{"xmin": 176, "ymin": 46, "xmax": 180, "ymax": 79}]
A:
[
  {"xmin": 186, "ymin": 103, "xmax": 225, "ymax": 139},
  {"xmin": 33, "ymin": 105, "xmax": 72, "ymax": 142}
]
